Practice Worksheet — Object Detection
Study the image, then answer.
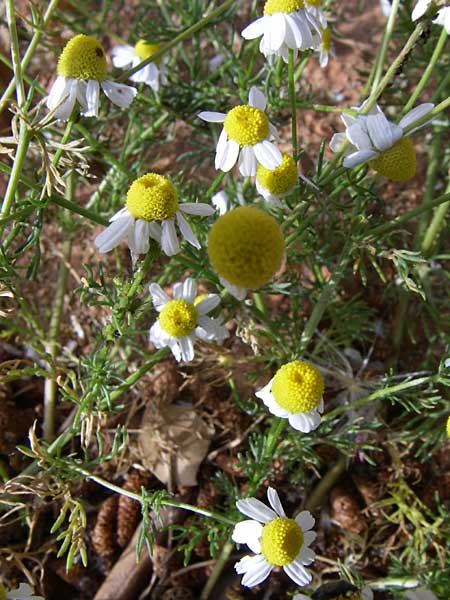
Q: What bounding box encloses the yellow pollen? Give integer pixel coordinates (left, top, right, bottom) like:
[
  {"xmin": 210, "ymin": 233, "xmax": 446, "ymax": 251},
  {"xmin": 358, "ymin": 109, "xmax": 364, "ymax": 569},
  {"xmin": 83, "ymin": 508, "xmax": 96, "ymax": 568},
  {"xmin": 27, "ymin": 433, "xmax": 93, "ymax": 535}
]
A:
[
  {"xmin": 159, "ymin": 299, "xmax": 198, "ymax": 337},
  {"xmin": 447, "ymin": 415, "xmax": 450, "ymax": 438},
  {"xmin": 369, "ymin": 136, "xmax": 416, "ymax": 181},
  {"xmin": 257, "ymin": 153, "xmax": 298, "ymax": 195},
  {"xmin": 271, "ymin": 361, "xmax": 324, "ymax": 413},
  {"xmin": 264, "ymin": 0, "xmax": 305, "ymax": 14},
  {"xmin": 224, "ymin": 105, "xmax": 269, "ymax": 146},
  {"xmin": 322, "ymin": 27, "xmax": 332, "ymax": 51},
  {"xmin": 57, "ymin": 34, "xmax": 107, "ymax": 81},
  {"xmin": 126, "ymin": 173, "xmax": 178, "ymax": 221},
  {"xmin": 134, "ymin": 40, "xmax": 162, "ymax": 65},
  {"xmin": 260, "ymin": 517, "xmax": 303, "ymax": 566},
  {"xmin": 207, "ymin": 206, "xmax": 284, "ymax": 289}
]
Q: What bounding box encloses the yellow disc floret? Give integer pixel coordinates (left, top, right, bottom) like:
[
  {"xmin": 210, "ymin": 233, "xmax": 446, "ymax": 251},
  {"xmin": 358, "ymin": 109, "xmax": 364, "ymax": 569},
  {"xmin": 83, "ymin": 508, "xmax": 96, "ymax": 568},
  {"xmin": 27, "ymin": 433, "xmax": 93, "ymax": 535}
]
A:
[
  {"xmin": 271, "ymin": 360, "xmax": 324, "ymax": 413},
  {"xmin": 224, "ymin": 105, "xmax": 269, "ymax": 146},
  {"xmin": 321, "ymin": 27, "xmax": 332, "ymax": 51},
  {"xmin": 257, "ymin": 153, "xmax": 298, "ymax": 195},
  {"xmin": 126, "ymin": 173, "xmax": 178, "ymax": 222},
  {"xmin": 447, "ymin": 415, "xmax": 450, "ymax": 438},
  {"xmin": 134, "ymin": 40, "xmax": 162, "ymax": 64},
  {"xmin": 207, "ymin": 206, "xmax": 284, "ymax": 289},
  {"xmin": 159, "ymin": 299, "xmax": 198, "ymax": 337},
  {"xmin": 306, "ymin": 0, "xmax": 322, "ymax": 6},
  {"xmin": 264, "ymin": 0, "xmax": 305, "ymax": 14},
  {"xmin": 57, "ymin": 34, "xmax": 107, "ymax": 81},
  {"xmin": 369, "ymin": 136, "xmax": 416, "ymax": 181},
  {"xmin": 260, "ymin": 517, "xmax": 303, "ymax": 566}
]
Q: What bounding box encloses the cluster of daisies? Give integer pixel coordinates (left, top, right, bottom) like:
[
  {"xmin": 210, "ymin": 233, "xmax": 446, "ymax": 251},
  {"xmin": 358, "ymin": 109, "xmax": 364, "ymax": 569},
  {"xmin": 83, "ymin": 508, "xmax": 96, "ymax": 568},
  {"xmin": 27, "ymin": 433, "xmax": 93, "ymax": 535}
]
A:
[{"xmin": 42, "ymin": 0, "xmax": 446, "ymax": 597}]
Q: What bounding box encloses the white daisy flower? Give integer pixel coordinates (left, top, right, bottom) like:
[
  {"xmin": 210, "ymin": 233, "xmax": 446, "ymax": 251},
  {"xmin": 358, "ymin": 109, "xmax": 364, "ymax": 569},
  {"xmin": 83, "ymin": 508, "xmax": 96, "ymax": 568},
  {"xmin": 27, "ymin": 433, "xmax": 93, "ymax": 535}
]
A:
[
  {"xmin": 112, "ymin": 40, "xmax": 168, "ymax": 92},
  {"xmin": 256, "ymin": 360, "xmax": 324, "ymax": 433},
  {"xmin": 148, "ymin": 278, "xmax": 228, "ymax": 362},
  {"xmin": 232, "ymin": 486, "xmax": 316, "ymax": 588},
  {"xmin": 305, "ymin": 0, "xmax": 327, "ymax": 28},
  {"xmin": 412, "ymin": 0, "xmax": 450, "ymax": 32},
  {"xmin": 1, "ymin": 582, "xmax": 44, "ymax": 600},
  {"xmin": 241, "ymin": 0, "xmax": 322, "ymax": 63},
  {"xmin": 405, "ymin": 589, "xmax": 438, "ymax": 600},
  {"xmin": 94, "ymin": 172, "xmax": 214, "ymax": 260},
  {"xmin": 329, "ymin": 102, "xmax": 435, "ymax": 181},
  {"xmin": 46, "ymin": 34, "xmax": 137, "ymax": 120},
  {"xmin": 294, "ymin": 582, "xmax": 373, "ymax": 600},
  {"xmin": 313, "ymin": 25, "xmax": 332, "ymax": 67},
  {"xmin": 207, "ymin": 206, "xmax": 285, "ymax": 301},
  {"xmin": 198, "ymin": 86, "xmax": 282, "ymax": 176},
  {"xmin": 256, "ymin": 152, "xmax": 299, "ymax": 205}
]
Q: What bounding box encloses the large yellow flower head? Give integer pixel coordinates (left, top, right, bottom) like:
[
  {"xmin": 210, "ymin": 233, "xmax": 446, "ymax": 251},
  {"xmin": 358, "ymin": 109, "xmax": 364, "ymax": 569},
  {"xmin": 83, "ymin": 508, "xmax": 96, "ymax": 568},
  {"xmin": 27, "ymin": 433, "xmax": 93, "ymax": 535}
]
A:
[
  {"xmin": 272, "ymin": 361, "xmax": 324, "ymax": 413},
  {"xmin": 57, "ymin": 34, "xmax": 107, "ymax": 81},
  {"xmin": 256, "ymin": 152, "xmax": 298, "ymax": 197},
  {"xmin": 264, "ymin": 0, "xmax": 305, "ymax": 15},
  {"xmin": 207, "ymin": 206, "xmax": 284, "ymax": 291},
  {"xmin": 126, "ymin": 173, "xmax": 178, "ymax": 222}
]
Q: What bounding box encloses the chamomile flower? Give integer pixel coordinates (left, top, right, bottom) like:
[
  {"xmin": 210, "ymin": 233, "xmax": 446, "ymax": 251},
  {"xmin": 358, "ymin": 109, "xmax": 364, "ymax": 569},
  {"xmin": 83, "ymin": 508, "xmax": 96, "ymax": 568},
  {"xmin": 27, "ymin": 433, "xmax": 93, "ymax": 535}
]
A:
[
  {"xmin": 241, "ymin": 0, "xmax": 322, "ymax": 62},
  {"xmin": 94, "ymin": 173, "xmax": 214, "ymax": 260},
  {"xmin": 198, "ymin": 87, "xmax": 282, "ymax": 176},
  {"xmin": 232, "ymin": 486, "xmax": 316, "ymax": 588},
  {"xmin": 256, "ymin": 152, "xmax": 299, "ymax": 205},
  {"xmin": 256, "ymin": 361, "xmax": 324, "ymax": 433},
  {"xmin": 207, "ymin": 206, "xmax": 285, "ymax": 300},
  {"xmin": 148, "ymin": 278, "xmax": 228, "ymax": 362},
  {"xmin": 46, "ymin": 34, "xmax": 137, "ymax": 120},
  {"xmin": 446, "ymin": 415, "xmax": 450, "ymax": 437},
  {"xmin": 405, "ymin": 589, "xmax": 438, "ymax": 600},
  {"xmin": 329, "ymin": 102, "xmax": 435, "ymax": 181},
  {"xmin": 112, "ymin": 40, "xmax": 168, "ymax": 92},
  {"xmin": 315, "ymin": 25, "xmax": 332, "ymax": 67},
  {"xmin": 0, "ymin": 582, "xmax": 44, "ymax": 600},
  {"xmin": 294, "ymin": 581, "xmax": 373, "ymax": 600}
]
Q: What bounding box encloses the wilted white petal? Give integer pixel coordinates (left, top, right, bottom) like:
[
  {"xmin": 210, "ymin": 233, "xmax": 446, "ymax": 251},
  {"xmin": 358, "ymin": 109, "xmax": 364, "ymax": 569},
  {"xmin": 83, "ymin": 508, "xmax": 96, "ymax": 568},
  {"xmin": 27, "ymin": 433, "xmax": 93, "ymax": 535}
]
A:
[
  {"xmin": 94, "ymin": 216, "xmax": 134, "ymax": 253},
  {"xmin": 343, "ymin": 149, "xmax": 379, "ymax": 168},
  {"xmin": 238, "ymin": 145, "xmax": 257, "ymax": 176},
  {"xmin": 149, "ymin": 283, "xmax": 170, "ymax": 309},
  {"xmin": 398, "ymin": 103, "xmax": 434, "ymax": 130},
  {"xmin": 179, "ymin": 202, "xmax": 215, "ymax": 216},
  {"xmin": 179, "ymin": 335, "xmax": 195, "ymax": 362},
  {"xmin": 176, "ymin": 211, "xmax": 200, "ymax": 248},
  {"xmin": 161, "ymin": 219, "xmax": 180, "ymax": 255},
  {"xmin": 101, "ymin": 80, "xmax": 137, "ymax": 108},
  {"xmin": 112, "ymin": 45, "xmax": 135, "ymax": 67}
]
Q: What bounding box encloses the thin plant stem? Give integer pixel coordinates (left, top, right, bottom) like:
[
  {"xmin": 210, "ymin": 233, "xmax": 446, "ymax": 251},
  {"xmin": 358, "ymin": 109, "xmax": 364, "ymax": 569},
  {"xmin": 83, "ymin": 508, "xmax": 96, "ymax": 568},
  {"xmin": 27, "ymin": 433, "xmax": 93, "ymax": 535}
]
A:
[
  {"xmin": 0, "ymin": 125, "xmax": 30, "ymax": 230},
  {"xmin": 126, "ymin": 247, "xmax": 157, "ymax": 299},
  {"xmin": 370, "ymin": 0, "xmax": 401, "ymax": 93},
  {"xmin": 288, "ymin": 49, "xmax": 298, "ymax": 160},
  {"xmin": 421, "ymin": 181, "xmax": 450, "ymax": 257},
  {"xmin": 5, "ymin": 0, "xmax": 25, "ymax": 106},
  {"xmin": 199, "ymin": 540, "xmax": 234, "ymax": 600},
  {"xmin": 403, "ymin": 26, "xmax": 448, "ymax": 114},
  {"xmin": 206, "ymin": 171, "xmax": 226, "ymax": 197}
]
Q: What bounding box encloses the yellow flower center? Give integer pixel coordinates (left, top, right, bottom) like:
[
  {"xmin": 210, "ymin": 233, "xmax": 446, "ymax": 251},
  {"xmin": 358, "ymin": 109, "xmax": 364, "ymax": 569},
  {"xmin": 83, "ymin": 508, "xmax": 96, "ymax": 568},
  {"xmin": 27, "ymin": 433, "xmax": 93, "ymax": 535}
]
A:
[
  {"xmin": 159, "ymin": 299, "xmax": 198, "ymax": 337},
  {"xmin": 134, "ymin": 40, "xmax": 162, "ymax": 65},
  {"xmin": 57, "ymin": 34, "xmax": 107, "ymax": 81},
  {"xmin": 260, "ymin": 517, "xmax": 303, "ymax": 566},
  {"xmin": 322, "ymin": 27, "xmax": 332, "ymax": 51},
  {"xmin": 369, "ymin": 136, "xmax": 416, "ymax": 181},
  {"xmin": 256, "ymin": 153, "xmax": 298, "ymax": 195},
  {"xmin": 306, "ymin": 0, "xmax": 322, "ymax": 6},
  {"xmin": 207, "ymin": 206, "xmax": 284, "ymax": 289},
  {"xmin": 447, "ymin": 415, "xmax": 450, "ymax": 438},
  {"xmin": 271, "ymin": 361, "xmax": 324, "ymax": 413},
  {"xmin": 224, "ymin": 105, "xmax": 269, "ymax": 146},
  {"xmin": 264, "ymin": 0, "xmax": 305, "ymax": 14},
  {"xmin": 126, "ymin": 173, "xmax": 178, "ymax": 221}
]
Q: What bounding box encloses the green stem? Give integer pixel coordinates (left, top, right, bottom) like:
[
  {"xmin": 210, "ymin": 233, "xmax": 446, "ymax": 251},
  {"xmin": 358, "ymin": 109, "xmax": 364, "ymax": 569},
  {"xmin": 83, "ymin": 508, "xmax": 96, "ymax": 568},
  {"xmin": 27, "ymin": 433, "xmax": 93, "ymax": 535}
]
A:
[
  {"xmin": 403, "ymin": 26, "xmax": 448, "ymax": 114},
  {"xmin": 199, "ymin": 540, "xmax": 234, "ymax": 600},
  {"xmin": 126, "ymin": 247, "xmax": 157, "ymax": 299},
  {"xmin": 205, "ymin": 171, "xmax": 226, "ymax": 198},
  {"xmin": 0, "ymin": 0, "xmax": 60, "ymax": 113},
  {"xmin": 288, "ymin": 49, "xmax": 298, "ymax": 160},
  {"xmin": 5, "ymin": 0, "xmax": 25, "ymax": 106},
  {"xmin": 403, "ymin": 95, "xmax": 450, "ymax": 134},
  {"xmin": 414, "ymin": 132, "xmax": 443, "ymax": 245},
  {"xmin": 0, "ymin": 124, "xmax": 30, "ymax": 230},
  {"xmin": 51, "ymin": 195, "xmax": 108, "ymax": 226},
  {"xmin": 299, "ymin": 239, "xmax": 353, "ymax": 352},
  {"xmin": 120, "ymin": 0, "xmax": 236, "ymax": 80},
  {"xmin": 420, "ymin": 182, "xmax": 450, "ymax": 257},
  {"xmin": 370, "ymin": 0, "xmax": 401, "ymax": 93}
]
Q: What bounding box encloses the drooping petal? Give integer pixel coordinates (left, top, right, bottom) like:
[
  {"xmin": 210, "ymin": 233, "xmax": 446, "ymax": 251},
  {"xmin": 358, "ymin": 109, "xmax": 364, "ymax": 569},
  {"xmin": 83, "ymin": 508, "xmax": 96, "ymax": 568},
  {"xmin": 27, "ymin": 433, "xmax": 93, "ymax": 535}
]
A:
[
  {"xmin": 179, "ymin": 202, "xmax": 215, "ymax": 216},
  {"xmin": 94, "ymin": 216, "xmax": 134, "ymax": 253},
  {"xmin": 196, "ymin": 315, "xmax": 220, "ymax": 340},
  {"xmin": 147, "ymin": 221, "xmax": 162, "ymax": 242},
  {"xmin": 217, "ymin": 139, "xmax": 240, "ymax": 172},
  {"xmin": 283, "ymin": 560, "xmax": 312, "ymax": 586},
  {"xmin": 198, "ymin": 111, "xmax": 226, "ymax": 123},
  {"xmin": 329, "ymin": 132, "xmax": 348, "ymax": 153},
  {"xmin": 269, "ymin": 13, "xmax": 287, "ymax": 51},
  {"xmin": 366, "ymin": 113, "xmax": 402, "ymax": 151},
  {"xmin": 253, "ymin": 140, "xmax": 283, "ymax": 169},
  {"xmin": 249, "ymin": 86, "xmax": 267, "ymax": 111},
  {"xmin": 219, "ymin": 276, "xmax": 247, "ymax": 300},
  {"xmin": 295, "ymin": 511, "xmax": 316, "ymax": 533},
  {"xmin": 288, "ymin": 410, "xmax": 321, "ymax": 433},
  {"xmin": 232, "ymin": 520, "xmax": 263, "ymax": 554},
  {"xmin": 111, "ymin": 45, "xmax": 135, "ymax": 68},
  {"xmin": 176, "ymin": 211, "xmax": 201, "ymax": 248},
  {"xmin": 83, "ymin": 79, "xmax": 100, "ymax": 117},
  {"xmin": 412, "ymin": 0, "xmax": 432, "ymax": 21},
  {"xmin": 47, "ymin": 77, "xmax": 78, "ymax": 120},
  {"xmin": 236, "ymin": 497, "xmax": 277, "ymax": 523},
  {"xmin": 235, "ymin": 554, "xmax": 272, "ymax": 587},
  {"xmin": 398, "ymin": 102, "xmax": 434, "ymax": 131},
  {"xmin": 343, "ymin": 149, "xmax": 379, "ymax": 168},
  {"xmin": 238, "ymin": 145, "xmax": 257, "ymax": 176},
  {"xmin": 179, "ymin": 335, "xmax": 195, "ymax": 362},
  {"xmin": 128, "ymin": 219, "xmax": 150, "ymax": 255},
  {"xmin": 346, "ymin": 122, "xmax": 372, "ymax": 150},
  {"xmin": 161, "ymin": 219, "xmax": 180, "ymax": 255},
  {"xmin": 241, "ymin": 16, "xmax": 267, "ymax": 40},
  {"xmin": 46, "ymin": 75, "xmax": 69, "ymax": 110},
  {"xmin": 101, "ymin": 80, "xmax": 137, "ymax": 109},
  {"xmin": 196, "ymin": 294, "xmax": 220, "ymax": 315},
  {"xmin": 267, "ymin": 487, "xmax": 286, "ymax": 517}
]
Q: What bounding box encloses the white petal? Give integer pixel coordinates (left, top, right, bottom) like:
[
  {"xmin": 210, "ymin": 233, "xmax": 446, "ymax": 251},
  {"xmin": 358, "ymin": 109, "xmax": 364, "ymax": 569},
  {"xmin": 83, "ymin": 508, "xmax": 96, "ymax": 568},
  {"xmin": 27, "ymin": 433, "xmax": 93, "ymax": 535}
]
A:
[
  {"xmin": 128, "ymin": 219, "xmax": 150, "ymax": 255},
  {"xmin": 47, "ymin": 77, "xmax": 77, "ymax": 120},
  {"xmin": 148, "ymin": 221, "xmax": 162, "ymax": 242},
  {"xmin": 267, "ymin": 487, "xmax": 286, "ymax": 517},
  {"xmin": 405, "ymin": 589, "xmax": 438, "ymax": 600},
  {"xmin": 288, "ymin": 410, "xmax": 321, "ymax": 433},
  {"xmin": 217, "ymin": 139, "xmax": 240, "ymax": 172},
  {"xmin": 298, "ymin": 546, "xmax": 316, "ymax": 565},
  {"xmin": 168, "ymin": 340, "xmax": 182, "ymax": 362},
  {"xmin": 94, "ymin": 216, "xmax": 134, "ymax": 253},
  {"xmin": 255, "ymin": 382, "xmax": 290, "ymax": 418},
  {"xmin": 366, "ymin": 113, "xmax": 402, "ymax": 151},
  {"xmin": 398, "ymin": 103, "xmax": 434, "ymax": 130},
  {"xmin": 149, "ymin": 321, "xmax": 170, "ymax": 347},
  {"xmin": 302, "ymin": 530, "xmax": 317, "ymax": 548},
  {"xmin": 211, "ymin": 191, "xmax": 229, "ymax": 215},
  {"xmin": 179, "ymin": 335, "xmax": 195, "ymax": 362},
  {"xmin": 238, "ymin": 145, "xmax": 257, "ymax": 176},
  {"xmin": 241, "ymin": 16, "xmax": 267, "ymax": 40},
  {"xmin": 347, "ymin": 122, "xmax": 372, "ymax": 150},
  {"xmin": 101, "ymin": 80, "xmax": 137, "ymax": 109},
  {"xmin": 176, "ymin": 211, "xmax": 201, "ymax": 249},
  {"xmin": 329, "ymin": 132, "xmax": 348, "ymax": 153},
  {"xmin": 161, "ymin": 219, "xmax": 180, "ymax": 255},
  {"xmin": 284, "ymin": 13, "xmax": 303, "ymax": 48},
  {"xmin": 283, "ymin": 560, "xmax": 312, "ymax": 586},
  {"xmin": 198, "ymin": 111, "xmax": 226, "ymax": 123},
  {"xmin": 81, "ymin": 79, "xmax": 100, "ymax": 117},
  {"xmin": 253, "ymin": 140, "xmax": 283, "ymax": 169},
  {"xmin": 412, "ymin": 0, "xmax": 432, "ymax": 21},
  {"xmin": 215, "ymin": 128, "xmax": 229, "ymax": 168},
  {"xmin": 46, "ymin": 75, "xmax": 69, "ymax": 109},
  {"xmin": 343, "ymin": 149, "xmax": 379, "ymax": 168},
  {"xmin": 236, "ymin": 497, "xmax": 277, "ymax": 523},
  {"xmin": 110, "ymin": 207, "xmax": 131, "ymax": 222},
  {"xmin": 196, "ymin": 315, "xmax": 219, "ymax": 340},
  {"xmin": 295, "ymin": 510, "xmax": 315, "ymax": 532},
  {"xmin": 181, "ymin": 278, "xmax": 197, "ymax": 302},
  {"xmin": 232, "ymin": 520, "xmax": 263, "ymax": 554},
  {"xmin": 149, "ymin": 283, "xmax": 170, "ymax": 309},
  {"xmin": 248, "ymin": 86, "xmax": 267, "ymax": 111},
  {"xmin": 269, "ymin": 13, "xmax": 287, "ymax": 50},
  {"xmin": 196, "ymin": 294, "xmax": 220, "ymax": 315},
  {"xmin": 219, "ymin": 276, "xmax": 247, "ymax": 300},
  {"xmin": 179, "ymin": 202, "xmax": 215, "ymax": 216},
  {"xmin": 235, "ymin": 554, "xmax": 272, "ymax": 588},
  {"xmin": 111, "ymin": 45, "xmax": 135, "ymax": 68}
]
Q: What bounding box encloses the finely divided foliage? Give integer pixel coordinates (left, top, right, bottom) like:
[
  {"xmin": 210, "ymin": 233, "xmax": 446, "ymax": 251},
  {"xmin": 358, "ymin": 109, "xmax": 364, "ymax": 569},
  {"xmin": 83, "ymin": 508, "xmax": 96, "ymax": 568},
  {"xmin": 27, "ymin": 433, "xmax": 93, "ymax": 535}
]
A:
[{"xmin": 0, "ymin": 0, "xmax": 449, "ymax": 599}]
